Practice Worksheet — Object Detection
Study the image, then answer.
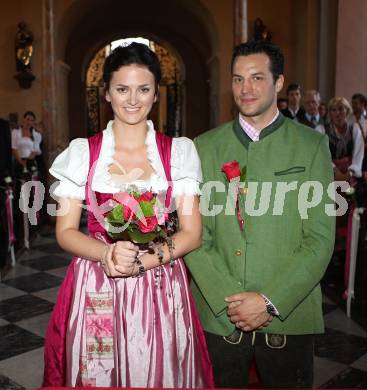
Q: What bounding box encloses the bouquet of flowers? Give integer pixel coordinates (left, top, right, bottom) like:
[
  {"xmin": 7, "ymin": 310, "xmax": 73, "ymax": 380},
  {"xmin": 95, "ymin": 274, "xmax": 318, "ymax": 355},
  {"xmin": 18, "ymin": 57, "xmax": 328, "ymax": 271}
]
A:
[{"xmin": 105, "ymin": 188, "xmax": 177, "ymax": 244}]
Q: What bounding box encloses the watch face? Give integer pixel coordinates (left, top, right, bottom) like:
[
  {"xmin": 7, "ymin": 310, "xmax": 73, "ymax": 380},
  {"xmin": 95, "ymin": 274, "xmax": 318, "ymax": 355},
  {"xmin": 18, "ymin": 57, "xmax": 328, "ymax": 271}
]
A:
[{"xmin": 266, "ymin": 303, "xmax": 276, "ymax": 315}]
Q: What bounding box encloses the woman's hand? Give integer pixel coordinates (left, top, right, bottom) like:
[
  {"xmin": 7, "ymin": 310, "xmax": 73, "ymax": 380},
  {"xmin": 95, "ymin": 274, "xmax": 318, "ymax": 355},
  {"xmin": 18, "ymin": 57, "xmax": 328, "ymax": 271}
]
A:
[
  {"xmin": 112, "ymin": 241, "xmax": 139, "ymax": 277},
  {"xmin": 100, "ymin": 243, "xmax": 127, "ymax": 278}
]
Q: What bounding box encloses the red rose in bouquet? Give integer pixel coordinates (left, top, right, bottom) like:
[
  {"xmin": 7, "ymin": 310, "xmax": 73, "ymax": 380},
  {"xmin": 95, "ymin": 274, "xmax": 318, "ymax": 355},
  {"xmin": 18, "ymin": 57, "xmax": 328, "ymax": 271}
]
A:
[
  {"xmin": 113, "ymin": 192, "xmax": 137, "ymax": 221},
  {"xmin": 123, "ymin": 205, "xmax": 135, "ymax": 221},
  {"xmin": 221, "ymin": 160, "xmax": 241, "ymax": 181},
  {"xmin": 136, "ymin": 191, "xmax": 154, "ymax": 202},
  {"xmin": 138, "ymin": 215, "xmax": 159, "ymax": 233},
  {"xmin": 106, "ymin": 190, "xmax": 177, "ymax": 244}
]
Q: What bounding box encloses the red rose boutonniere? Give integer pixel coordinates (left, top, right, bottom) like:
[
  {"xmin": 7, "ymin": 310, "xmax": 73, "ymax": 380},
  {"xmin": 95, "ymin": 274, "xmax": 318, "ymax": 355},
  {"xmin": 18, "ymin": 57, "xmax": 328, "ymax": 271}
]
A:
[
  {"xmin": 222, "ymin": 161, "xmax": 241, "ymax": 182},
  {"xmin": 221, "ymin": 160, "xmax": 246, "ymax": 231}
]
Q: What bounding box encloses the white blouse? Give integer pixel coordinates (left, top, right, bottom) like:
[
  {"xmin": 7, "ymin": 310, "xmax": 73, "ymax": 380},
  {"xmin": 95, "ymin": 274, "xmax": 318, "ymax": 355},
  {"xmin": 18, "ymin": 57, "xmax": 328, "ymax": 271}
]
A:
[
  {"xmin": 49, "ymin": 120, "xmax": 202, "ymax": 200},
  {"xmin": 11, "ymin": 128, "xmax": 42, "ymax": 158}
]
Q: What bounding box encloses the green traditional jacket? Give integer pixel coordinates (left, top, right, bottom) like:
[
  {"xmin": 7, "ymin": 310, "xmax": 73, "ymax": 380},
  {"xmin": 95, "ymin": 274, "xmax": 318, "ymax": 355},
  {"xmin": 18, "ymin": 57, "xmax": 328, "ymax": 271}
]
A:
[{"xmin": 185, "ymin": 114, "xmax": 336, "ymax": 336}]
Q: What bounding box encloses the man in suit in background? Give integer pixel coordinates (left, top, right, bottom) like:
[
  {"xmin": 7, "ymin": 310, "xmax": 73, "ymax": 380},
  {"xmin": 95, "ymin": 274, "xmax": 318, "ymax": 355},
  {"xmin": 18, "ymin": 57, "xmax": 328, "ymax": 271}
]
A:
[
  {"xmin": 299, "ymin": 90, "xmax": 325, "ymax": 133},
  {"xmin": 281, "ymin": 83, "xmax": 305, "ymax": 121},
  {"xmin": 349, "ymin": 93, "xmax": 367, "ymax": 135}
]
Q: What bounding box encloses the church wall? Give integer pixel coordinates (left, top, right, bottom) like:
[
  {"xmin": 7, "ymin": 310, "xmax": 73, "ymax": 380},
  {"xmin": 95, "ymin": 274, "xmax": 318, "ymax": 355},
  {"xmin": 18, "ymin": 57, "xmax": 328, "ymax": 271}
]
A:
[
  {"xmin": 2, "ymin": 0, "xmax": 365, "ymax": 143},
  {"xmin": 335, "ymin": 0, "xmax": 367, "ymax": 101},
  {"xmin": 0, "ymin": 0, "xmax": 43, "ymax": 122},
  {"xmin": 200, "ymin": 0, "xmax": 235, "ymax": 124},
  {"xmin": 248, "ymin": 0, "xmax": 319, "ymax": 99}
]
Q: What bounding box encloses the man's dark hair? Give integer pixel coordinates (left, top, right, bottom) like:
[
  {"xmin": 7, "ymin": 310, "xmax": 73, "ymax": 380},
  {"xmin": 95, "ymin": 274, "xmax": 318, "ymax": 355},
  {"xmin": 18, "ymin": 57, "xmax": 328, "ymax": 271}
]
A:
[
  {"xmin": 352, "ymin": 93, "xmax": 366, "ymax": 105},
  {"xmin": 231, "ymin": 40, "xmax": 284, "ymax": 83},
  {"xmin": 286, "ymin": 83, "xmax": 301, "ymax": 95},
  {"xmin": 103, "ymin": 42, "xmax": 161, "ymax": 88},
  {"xmin": 23, "ymin": 111, "xmax": 36, "ymax": 119}
]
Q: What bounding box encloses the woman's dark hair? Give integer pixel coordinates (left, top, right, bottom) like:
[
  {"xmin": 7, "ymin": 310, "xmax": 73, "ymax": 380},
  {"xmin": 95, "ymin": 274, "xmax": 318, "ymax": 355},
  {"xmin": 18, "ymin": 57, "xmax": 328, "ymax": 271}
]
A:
[
  {"xmin": 103, "ymin": 42, "xmax": 161, "ymax": 88},
  {"xmin": 23, "ymin": 111, "xmax": 36, "ymax": 119},
  {"xmin": 231, "ymin": 40, "xmax": 284, "ymax": 83}
]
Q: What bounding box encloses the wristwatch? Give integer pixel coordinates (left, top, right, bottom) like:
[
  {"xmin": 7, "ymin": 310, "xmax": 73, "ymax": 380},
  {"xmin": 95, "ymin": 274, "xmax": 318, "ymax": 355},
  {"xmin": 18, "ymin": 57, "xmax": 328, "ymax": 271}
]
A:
[{"xmin": 261, "ymin": 294, "xmax": 279, "ymax": 316}]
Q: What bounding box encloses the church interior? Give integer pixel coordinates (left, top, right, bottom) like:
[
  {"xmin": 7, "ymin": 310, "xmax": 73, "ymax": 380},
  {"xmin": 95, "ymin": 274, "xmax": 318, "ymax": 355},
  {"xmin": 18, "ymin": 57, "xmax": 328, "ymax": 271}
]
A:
[{"xmin": 1, "ymin": 0, "xmax": 367, "ymax": 388}]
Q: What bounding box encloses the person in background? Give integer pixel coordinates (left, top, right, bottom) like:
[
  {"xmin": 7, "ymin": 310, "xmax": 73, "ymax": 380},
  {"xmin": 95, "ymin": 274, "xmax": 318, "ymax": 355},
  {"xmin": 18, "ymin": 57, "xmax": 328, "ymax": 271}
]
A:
[
  {"xmin": 11, "ymin": 111, "xmax": 42, "ymax": 174},
  {"xmin": 319, "ymin": 101, "xmax": 328, "ymax": 124},
  {"xmin": 325, "ymin": 97, "xmax": 364, "ymax": 182},
  {"xmin": 299, "ymin": 90, "xmax": 325, "ymax": 133},
  {"xmin": 349, "ymin": 94, "xmax": 367, "ymax": 183},
  {"xmin": 11, "ymin": 111, "xmax": 43, "ymax": 240},
  {"xmin": 349, "ymin": 93, "xmax": 367, "ymax": 141},
  {"xmin": 281, "ymin": 83, "xmax": 305, "ymax": 121}
]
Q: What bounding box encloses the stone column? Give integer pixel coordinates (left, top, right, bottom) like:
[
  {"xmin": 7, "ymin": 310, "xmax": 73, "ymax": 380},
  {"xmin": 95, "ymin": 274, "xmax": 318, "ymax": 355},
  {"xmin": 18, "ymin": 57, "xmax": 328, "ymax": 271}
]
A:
[
  {"xmin": 335, "ymin": 0, "xmax": 367, "ymax": 99},
  {"xmin": 56, "ymin": 60, "xmax": 71, "ymax": 150},
  {"xmin": 317, "ymin": 0, "xmax": 338, "ymax": 102},
  {"xmin": 42, "ymin": 0, "xmax": 57, "ymax": 166},
  {"xmin": 235, "ymin": 0, "xmax": 248, "ymax": 44}
]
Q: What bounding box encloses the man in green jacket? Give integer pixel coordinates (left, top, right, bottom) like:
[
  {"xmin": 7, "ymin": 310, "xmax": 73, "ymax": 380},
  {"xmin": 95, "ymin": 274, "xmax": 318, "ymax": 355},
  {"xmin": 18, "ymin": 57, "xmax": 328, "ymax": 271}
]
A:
[{"xmin": 185, "ymin": 40, "xmax": 335, "ymax": 388}]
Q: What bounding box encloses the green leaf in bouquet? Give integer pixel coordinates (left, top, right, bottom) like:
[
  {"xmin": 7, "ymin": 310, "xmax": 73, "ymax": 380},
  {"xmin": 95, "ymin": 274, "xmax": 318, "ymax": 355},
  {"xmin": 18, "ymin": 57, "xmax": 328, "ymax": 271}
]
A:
[
  {"xmin": 107, "ymin": 227, "xmax": 131, "ymax": 241},
  {"xmin": 107, "ymin": 204, "xmax": 124, "ymax": 224},
  {"xmin": 128, "ymin": 228, "xmax": 157, "ymax": 244},
  {"xmin": 138, "ymin": 201, "xmax": 155, "ymax": 217}
]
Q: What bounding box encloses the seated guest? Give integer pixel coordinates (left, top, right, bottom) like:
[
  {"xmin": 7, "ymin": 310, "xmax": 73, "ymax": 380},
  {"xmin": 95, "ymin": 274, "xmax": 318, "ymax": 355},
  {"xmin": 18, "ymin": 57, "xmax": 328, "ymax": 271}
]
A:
[
  {"xmin": 281, "ymin": 83, "xmax": 305, "ymax": 121},
  {"xmin": 324, "ymin": 97, "xmax": 364, "ymax": 181},
  {"xmin": 299, "ymin": 90, "xmax": 325, "ymax": 132}
]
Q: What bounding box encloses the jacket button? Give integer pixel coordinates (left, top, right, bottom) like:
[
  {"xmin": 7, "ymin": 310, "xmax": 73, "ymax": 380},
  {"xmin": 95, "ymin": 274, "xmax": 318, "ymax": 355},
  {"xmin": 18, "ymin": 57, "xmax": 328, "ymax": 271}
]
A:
[
  {"xmin": 234, "ymin": 250, "xmax": 242, "ymax": 256},
  {"xmin": 239, "ymin": 187, "xmax": 248, "ymax": 195}
]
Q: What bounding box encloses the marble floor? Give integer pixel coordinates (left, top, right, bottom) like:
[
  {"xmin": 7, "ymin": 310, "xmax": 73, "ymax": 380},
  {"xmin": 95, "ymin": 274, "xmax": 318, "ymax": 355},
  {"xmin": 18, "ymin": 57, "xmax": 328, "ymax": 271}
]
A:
[{"xmin": 1, "ymin": 233, "xmax": 367, "ymax": 389}]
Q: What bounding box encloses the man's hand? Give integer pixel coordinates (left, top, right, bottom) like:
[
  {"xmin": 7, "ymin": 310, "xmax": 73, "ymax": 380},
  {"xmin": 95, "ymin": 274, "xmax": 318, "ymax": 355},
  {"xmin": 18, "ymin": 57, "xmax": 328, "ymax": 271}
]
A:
[{"xmin": 225, "ymin": 291, "xmax": 273, "ymax": 332}]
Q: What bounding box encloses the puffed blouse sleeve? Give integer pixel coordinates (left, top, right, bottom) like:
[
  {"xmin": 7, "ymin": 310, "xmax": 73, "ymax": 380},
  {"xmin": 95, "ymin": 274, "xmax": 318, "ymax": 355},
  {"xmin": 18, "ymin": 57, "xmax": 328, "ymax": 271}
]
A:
[
  {"xmin": 170, "ymin": 137, "xmax": 203, "ymax": 197},
  {"xmin": 49, "ymin": 138, "xmax": 89, "ymax": 200}
]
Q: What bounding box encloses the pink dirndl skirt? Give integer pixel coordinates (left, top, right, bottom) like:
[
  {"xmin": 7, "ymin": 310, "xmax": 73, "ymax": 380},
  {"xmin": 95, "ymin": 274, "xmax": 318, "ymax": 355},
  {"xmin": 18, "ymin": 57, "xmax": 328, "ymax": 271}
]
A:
[{"xmin": 44, "ymin": 256, "xmax": 213, "ymax": 388}]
